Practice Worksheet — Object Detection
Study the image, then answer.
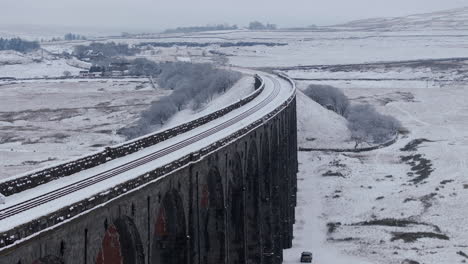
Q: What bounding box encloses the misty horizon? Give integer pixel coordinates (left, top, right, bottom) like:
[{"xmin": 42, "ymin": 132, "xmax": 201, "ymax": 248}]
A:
[{"xmin": 0, "ymin": 0, "xmax": 467, "ymax": 35}]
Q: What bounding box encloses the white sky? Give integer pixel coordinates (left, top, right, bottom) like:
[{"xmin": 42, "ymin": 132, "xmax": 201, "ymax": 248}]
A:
[{"xmin": 1, "ymin": 0, "xmax": 467, "ymax": 31}]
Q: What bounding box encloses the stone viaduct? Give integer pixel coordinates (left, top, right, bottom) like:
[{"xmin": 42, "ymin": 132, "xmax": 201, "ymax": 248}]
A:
[{"xmin": 0, "ymin": 75, "xmax": 298, "ymax": 264}]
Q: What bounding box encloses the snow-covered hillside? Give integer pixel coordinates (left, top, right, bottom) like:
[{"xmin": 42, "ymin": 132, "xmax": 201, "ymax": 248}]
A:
[
  {"xmin": 296, "ymin": 90, "xmax": 351, "ymax": 149},
  {"xmin": 334, "ymin": 6, "xmax": 468, "ymax": 31},
  {"xmin": 0, "ymin": 49, "xmax": 88, "ymax": 78}
]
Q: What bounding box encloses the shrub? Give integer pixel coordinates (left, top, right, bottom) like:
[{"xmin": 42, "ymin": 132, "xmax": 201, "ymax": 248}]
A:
[
  {"xmin": 346, "ymin": 104, "xmax": 401, "ymax": 144},
  {"xmin": 304, "ymin": 84, "xmax": 349, "ymax": 116},
  {"xmin": 303, "ymin": 83, "xmax": 401, "ymax": 145},
  {"xmin": 128, "ymin": 58, "xmax": 161, "ymax": 76}
]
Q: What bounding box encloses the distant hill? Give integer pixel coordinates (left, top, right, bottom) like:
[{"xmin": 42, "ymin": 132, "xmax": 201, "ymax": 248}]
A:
[{"xmin": 332, "ymin": 6, "xmax": 468, "ymax": 31}]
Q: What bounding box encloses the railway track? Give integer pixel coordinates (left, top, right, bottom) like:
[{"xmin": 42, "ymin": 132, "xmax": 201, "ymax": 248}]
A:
[{"xmin": 0, "ymin": 75, "xmax": 282, "ymax": 221}]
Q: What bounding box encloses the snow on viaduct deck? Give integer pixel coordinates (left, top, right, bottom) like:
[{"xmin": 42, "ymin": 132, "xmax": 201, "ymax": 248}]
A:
[{"xmin": 0, "ymin": 71, "xmax": 298, "ymax": 264}]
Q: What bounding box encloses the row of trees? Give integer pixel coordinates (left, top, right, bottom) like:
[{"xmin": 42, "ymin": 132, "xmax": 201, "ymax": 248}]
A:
[
  {"xmin": 64, "ymin": 33, "xmax": 87, "ymax": 41},
  {"xmin": 304, "ymin": 84, "xmax": 401, "ymax": 146},
  {"xmin": 164, "ymin": 24, "xmax": 238, "ymax": 34},
  {"xmin": 248, "ymin": 21, "xmax": 277, "ymax": 30},
  {"xmin": 74, "ymin": 42, "xmax": 138, "ymax": 59},
  {"xmin": 163, "ymin": 22, "xmax": 278, "ymax": 33},
  {"xmin": 119, "ymin": 61, "xmax": 241, "ymax": 139},
  {"xmin": 0, "ymin": 38, "xmax": 40, "ymax": 52},
  {"xmin": 137, "ymin": 41, "xmax": 286, "ymax": 48},
  {"xmin": 127, "ymin": 58, "xmax": 162, "ymax": 76}
]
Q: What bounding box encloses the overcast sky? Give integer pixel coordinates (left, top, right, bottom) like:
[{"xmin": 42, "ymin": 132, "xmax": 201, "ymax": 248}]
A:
[{"xmin": 1, "ymin": 0, "xmax": 467, "ymax": 32}]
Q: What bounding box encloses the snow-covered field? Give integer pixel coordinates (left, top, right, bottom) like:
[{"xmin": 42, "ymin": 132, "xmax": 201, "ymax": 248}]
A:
[
  {"xmin": 4, "ymin": 7, "xmax": 468, "ymax": 262},
  {"xmin": 0, "ymin": 50, "xmax": 89, "ymax": 78},
  {"xmin": 131, "ymin": 30, "xmax": 468, "ymax": 67},
  {"xmin": 287, "ymin": 80, "xmax": 468, "ymax": 263},
  {"xmin": 0, "ymin": 79, "xmax": 163, "ymax": 178}
]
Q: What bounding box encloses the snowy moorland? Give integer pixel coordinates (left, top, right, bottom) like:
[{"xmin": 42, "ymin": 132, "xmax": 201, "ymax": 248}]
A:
[
  {"xmin": 287, "ymin": 80, "xmax": 468, "ymax": 264},
  {"xmin": 0, "ymin": 75, "xmax": 252, "ymax": 179},
  {"xmin": 113, "ymin": 30, "xmax": 468, "ymax": 68},
  {"xmin": 0, "ymin": 49, "xmax": 89, "ymax": 78},
  {"xmin": 0, "ymin": 78, "xmax": 162, "ymax": 178},
  {"xmin": 332, "ymin": 6, "xmax": 468, "ymax": 31},
  {"xmin": 2, "ymin": 6, "xmax": 468, "ymax": 263}
]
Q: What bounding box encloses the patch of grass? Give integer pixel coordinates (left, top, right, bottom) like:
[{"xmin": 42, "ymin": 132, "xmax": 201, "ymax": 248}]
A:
[
  {"xmin": 328, "ymin": 237, "xmax": 357, "ymax": 242},
  {"xmin": 391, "ymin": 232, "xmax": 449, "ymax": 243},
  {"xmin": 0, "ymin": 134, "xmax": 21, "ymax": 144},
  {"xmin": 329, "ymin": 159, "xmax": 346, "ymax": 168},
  {"xmin": 419, "ymin": 193, "xmax": 437, "ymax": 212},
  {"xmin": 440, "ymin": 179, "xmax": 454, "ymax": 185},
  {"xmin": 401, "ymin": 154, "xmax": 434, "ymax": 184},
  {"xmin": 322, "ymin": 171, "xmax": 345, "ymax": 178},
  {"xmin": 457, "ymin": 251, "xmax": 468, "ymax": 259},
  {"xmin": 402, "ymin": 260, "xmax": 420, "ymax": 264},
  {"xmin": 352, "ymin": 218, "xmax": 441, "ymax": 233},
  {"xmin": 400, "ymin": 138, "xmax": 433, "ymax": 152},
  {"xmin": 95, "ymin": 130, "xmax": 113, "ymax": 134},
  {"xmin": 353, "ymin": 219, "xmax": 419, "ymax": 227},
  {"xmin": 20, "ymin": 157, "xmax": 57, "ymax": 166},
  {"xmin": 327, "ymin": 222, "xmax": 341, "ymax": 234},
  {"xmin": 90, "ymin": 144, "xmax": 107, "ymax": 148}
]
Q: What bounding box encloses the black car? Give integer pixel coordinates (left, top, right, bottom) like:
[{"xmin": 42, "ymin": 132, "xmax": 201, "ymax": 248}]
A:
[{"xmin": 300, "ymin": 251, "xmax": 313, "ymax": 263}]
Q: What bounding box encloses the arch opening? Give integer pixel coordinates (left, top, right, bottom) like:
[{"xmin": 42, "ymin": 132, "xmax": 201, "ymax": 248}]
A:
[
  {"xmin": 271, "ymin": 125, "xmax": 283, "ymax": 263},
  {"xmin": 227, "ymin": 153, "xmax": 245, "ymax": 264},
  {"xmin": 201, "ymin": 167, "xmax": 226, "ymax": 264},
  {"xmin": 246, "ymin": 141, "xmax": 261, "ymax": 264},
  {"xmin": 96, "ymin": 216, "xmax": 145, "ymax": 264},
  {"xmin": 152, "ymin": 191, "xmax": 187, "ymax": 264},
  {"xmin": 261, "ymin": 133, "xmax": 274, "ymax": 263}
]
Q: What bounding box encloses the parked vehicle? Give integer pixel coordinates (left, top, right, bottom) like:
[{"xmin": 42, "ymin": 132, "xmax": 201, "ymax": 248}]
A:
[{"xmin": 300, "ymin": 251, "xmax": 313, "ymax": 263}]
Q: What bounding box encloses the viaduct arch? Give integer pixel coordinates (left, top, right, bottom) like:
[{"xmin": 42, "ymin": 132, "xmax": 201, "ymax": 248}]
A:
[
  {"xmin": 152, "ymin": 191, "xmax": 187, "ymax": 264},
  {"xmin": 96, "ymin": 216, "xmax": 145, "ymax": 264}
]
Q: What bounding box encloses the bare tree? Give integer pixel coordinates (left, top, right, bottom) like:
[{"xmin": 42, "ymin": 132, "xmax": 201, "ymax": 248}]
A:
[{"xmin": 63, "ymin": 71, "xmax": 72, "ymax": 77}]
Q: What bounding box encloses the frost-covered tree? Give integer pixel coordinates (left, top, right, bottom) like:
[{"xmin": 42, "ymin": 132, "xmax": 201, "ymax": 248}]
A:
[
  {"xmin": 142, "ymin": 99, "xmax": 178, "ymax": 125},
  {"xmin": 119, "ymin": 62, "xmax": 242, "ymax": 139},
  {"xmin": 0, "ymin": 38, "xmax": 40, "ymax": 52},
  {"xmin": 303, "ymin": 83, "xmax": 400, "ymax": 146},
  {"xmin": 64, "ymin": 33, "xmax": 86, "ymax": 41},
  {"xmin": 63, "ymin": 71, "xmax": 72, "ymax": 77},
  {"xmin": 248, "ymin": 21, "xmax": 277, "ymax": 30},
  {"xmin": 164, "ymin": 24, "xmax": 238, "ymax": 34},
  {"xmin": 346, "ymin": 104, "xmax": 401, "ymax": 146},
  {"xmin": 304, "ymin": 84, "xmax": 350, "ymax": 116},
  {"xmin": 128, "ymin": 58, "xmax": 161, "ymax": 76},
  {"xmin": 73, "ymin": 42, "xmax": 137, "ymax": 59}
]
